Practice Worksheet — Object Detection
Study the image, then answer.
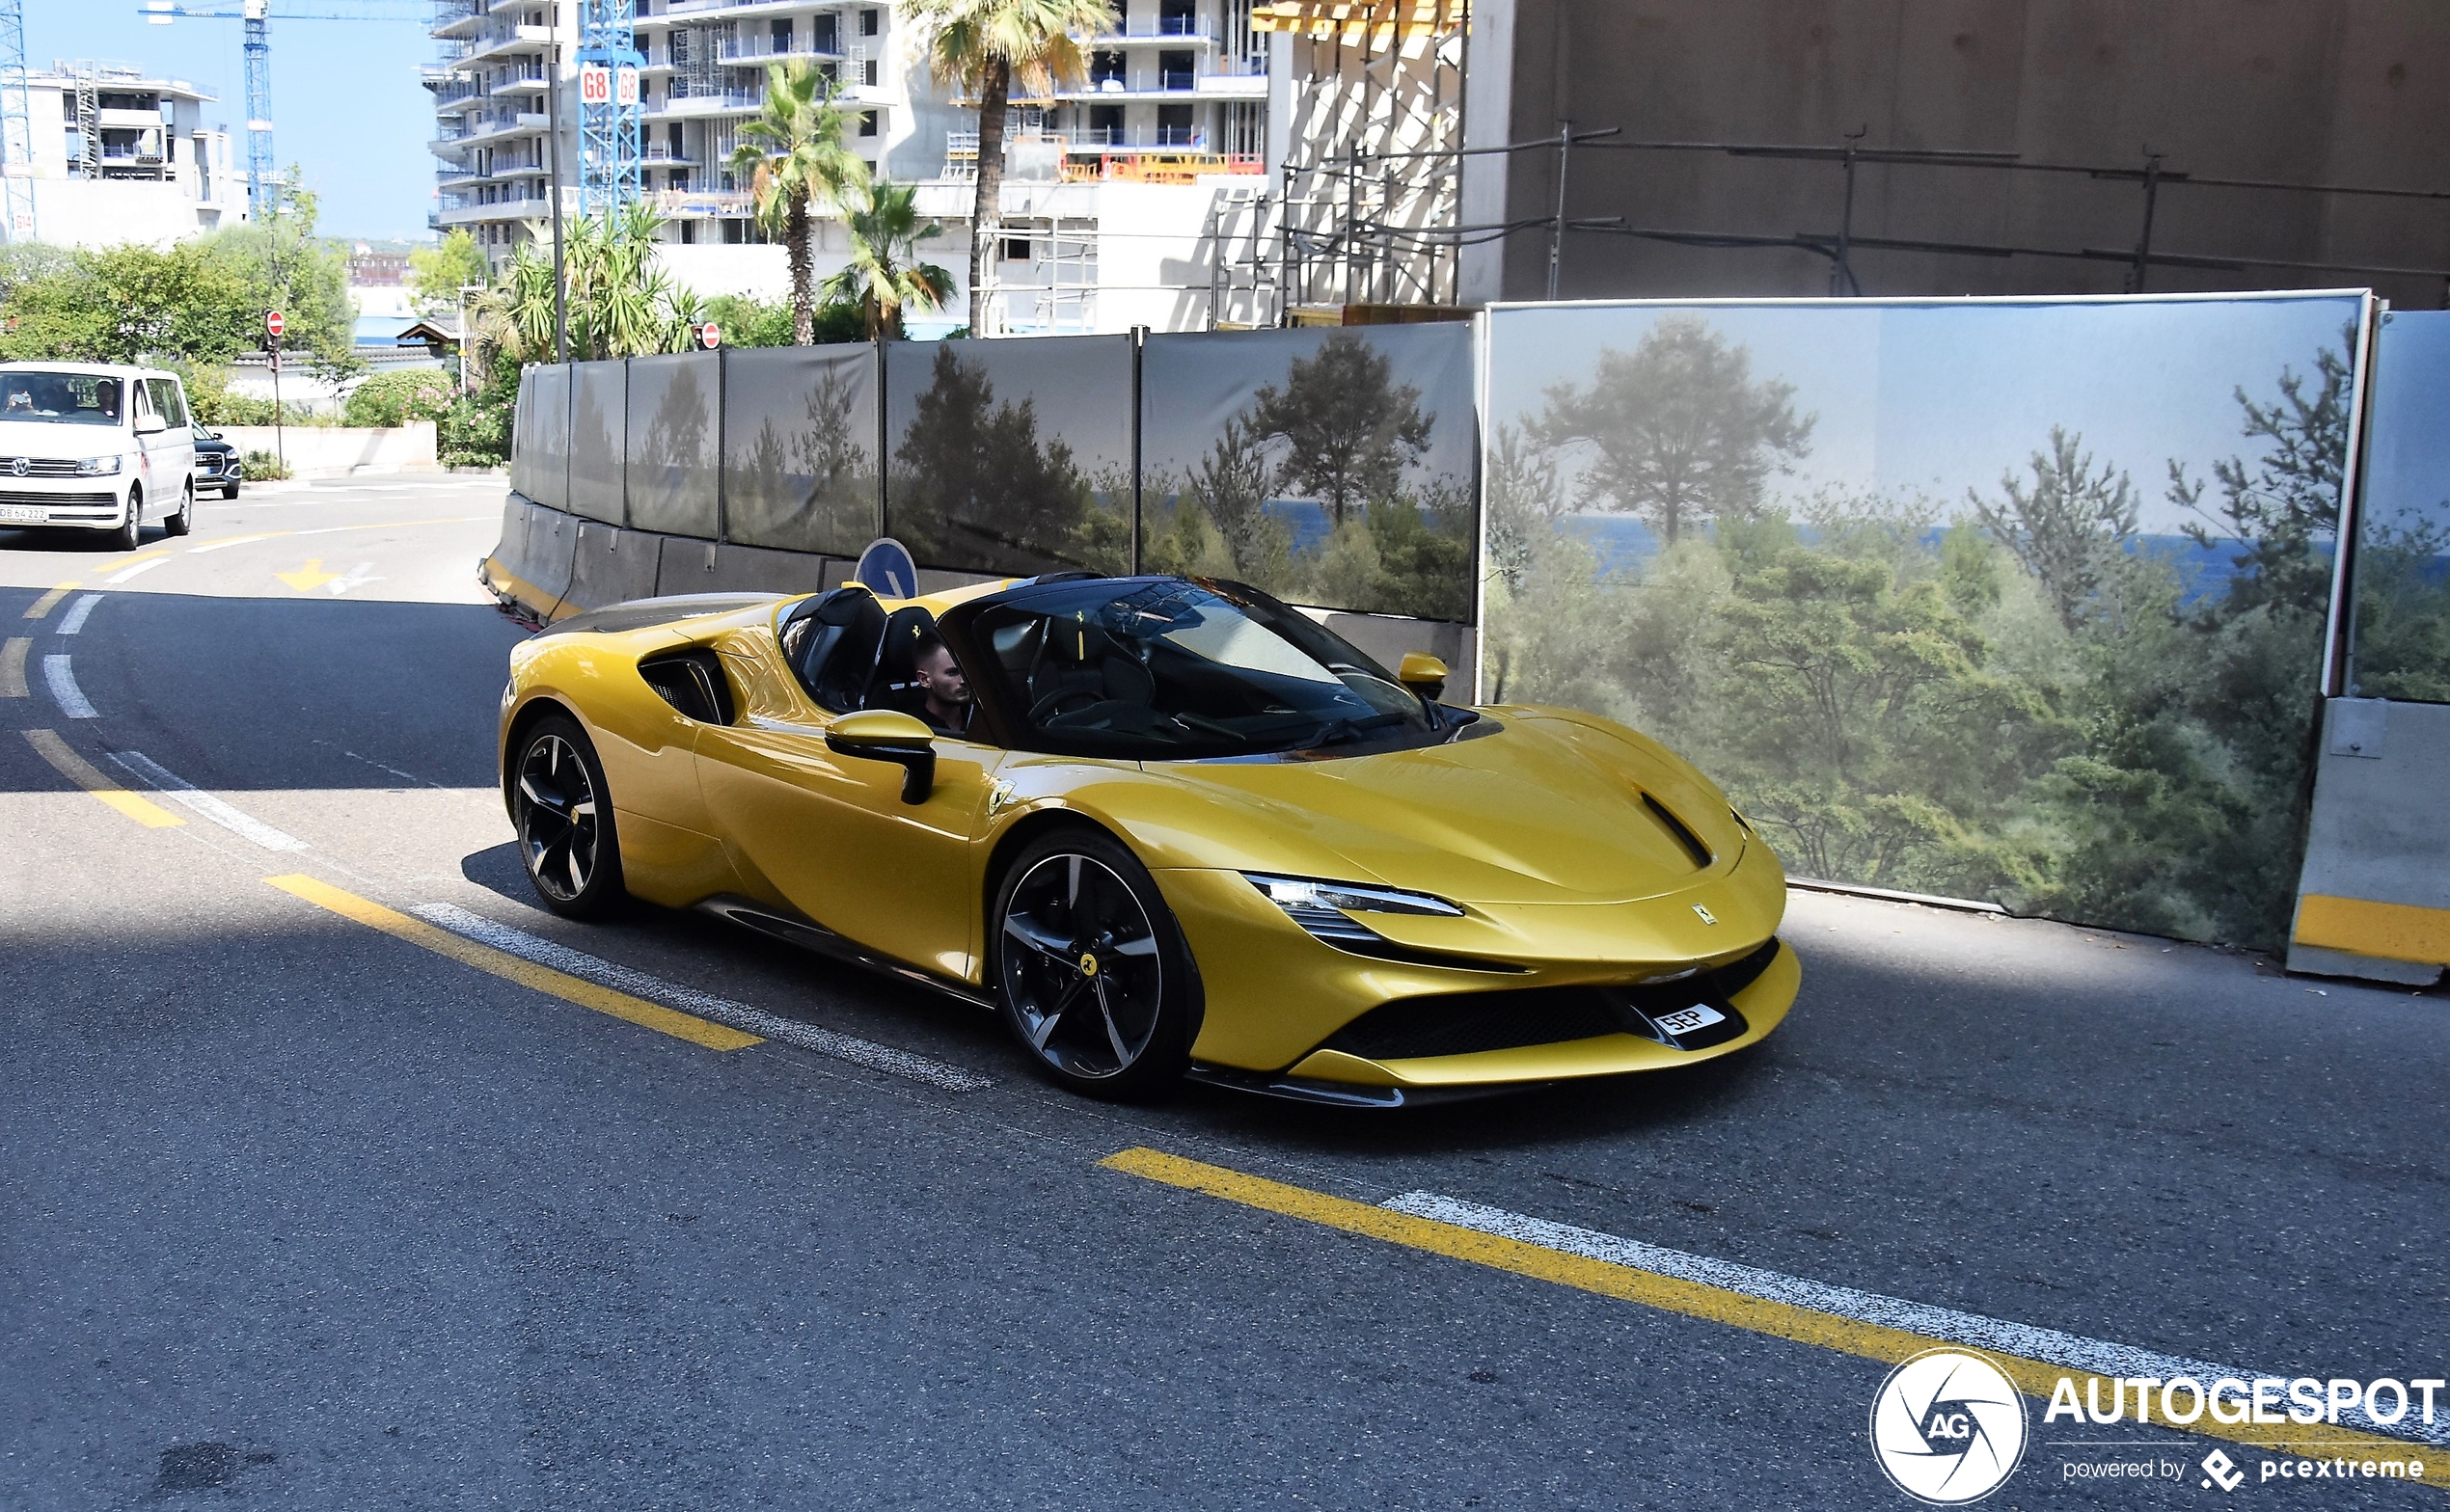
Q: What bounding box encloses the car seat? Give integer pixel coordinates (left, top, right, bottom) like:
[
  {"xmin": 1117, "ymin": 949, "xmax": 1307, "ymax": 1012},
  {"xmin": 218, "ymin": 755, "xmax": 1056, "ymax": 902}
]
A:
[
  {"xmin": 864, "ymin": 606, "xmax": 940, "ymax": 722},
  {"xmin": 783, "ymin": 586, "xmax": 888, "ymax": 714},
  {"xmin": 1023, "ymin": 619, "xmax": 1156, "ymax": 718}
]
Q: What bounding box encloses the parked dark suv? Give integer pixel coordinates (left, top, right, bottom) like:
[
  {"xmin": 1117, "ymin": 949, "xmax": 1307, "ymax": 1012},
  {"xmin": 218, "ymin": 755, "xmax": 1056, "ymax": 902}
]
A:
[{"xmin": 190, "ymin": 423, "xmax": 242, "ymax": 499}]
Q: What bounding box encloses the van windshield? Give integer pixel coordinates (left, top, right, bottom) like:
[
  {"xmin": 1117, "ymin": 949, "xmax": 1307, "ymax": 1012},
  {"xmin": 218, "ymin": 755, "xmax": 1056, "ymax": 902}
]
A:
[{"xmin": 0, "ymin": 372, "xmax": 125, "ymax": 426}]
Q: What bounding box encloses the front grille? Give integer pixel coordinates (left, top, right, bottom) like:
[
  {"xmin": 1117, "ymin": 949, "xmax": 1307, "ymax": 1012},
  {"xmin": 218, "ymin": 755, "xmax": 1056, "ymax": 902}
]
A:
[
  {"xmin": 0, "ymin": 457, "xmax": 93, "ymax": 479},
  {"xmin": 1322, "ymin": 938, "xmax": 1783, "ymax": 1061},
  {"xmin": 0, "ymin": 490, "xmax": 118, "ymax": 507}
]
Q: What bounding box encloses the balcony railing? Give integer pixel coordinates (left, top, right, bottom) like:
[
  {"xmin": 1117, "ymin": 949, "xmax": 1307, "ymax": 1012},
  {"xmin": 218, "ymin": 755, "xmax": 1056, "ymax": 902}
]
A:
[
  {"xmin": 1090, "ymin": 14, "xmax": 1204, "ymax": 38},
  {"xmin": 717, "ymin": 36, "xmax": 842, "ymax": 63}
]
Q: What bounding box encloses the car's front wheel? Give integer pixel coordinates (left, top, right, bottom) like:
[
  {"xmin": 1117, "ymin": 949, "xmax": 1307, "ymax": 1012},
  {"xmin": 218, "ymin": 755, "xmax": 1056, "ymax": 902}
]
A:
[
  {"xmin": 110, "ymin": 487, "xmax": 141, "ymax": 553},
  {"xmin": 991, "ymin": 829, "xmax": 1199, "ymax": 1098},
  {"xmin": 512, "ymin": 714, "xmax": 625, "ymax": 919}
]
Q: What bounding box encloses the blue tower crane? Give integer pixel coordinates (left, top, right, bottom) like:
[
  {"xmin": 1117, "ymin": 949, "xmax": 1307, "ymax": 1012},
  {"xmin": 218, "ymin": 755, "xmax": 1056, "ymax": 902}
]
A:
[{"xmin": 574, "ymin": 0, "xmax": 641, "ymax": 216}]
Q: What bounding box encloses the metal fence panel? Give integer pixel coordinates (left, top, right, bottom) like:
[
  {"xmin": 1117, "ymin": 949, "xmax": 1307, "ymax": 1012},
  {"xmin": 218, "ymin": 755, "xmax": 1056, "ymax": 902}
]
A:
[
  {"xmin": 624, "ymin": 351, "xmax": 721, "ymax": 539},
  {"xmin": 721, "ymin": 343, "xmax": 879, "ymax": 555}
]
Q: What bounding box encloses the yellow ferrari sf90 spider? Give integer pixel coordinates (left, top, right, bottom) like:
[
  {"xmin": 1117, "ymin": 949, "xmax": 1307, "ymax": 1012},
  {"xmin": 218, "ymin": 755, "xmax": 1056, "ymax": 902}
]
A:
[{"xmin": 499, "ymin": 574, "xmax": 1797, "ymax": 1105}]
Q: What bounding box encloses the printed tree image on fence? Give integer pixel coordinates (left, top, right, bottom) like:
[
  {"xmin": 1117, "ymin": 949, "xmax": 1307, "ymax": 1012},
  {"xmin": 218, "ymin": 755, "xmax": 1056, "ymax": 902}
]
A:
[
  {"xmin": 1143, "ymin": 329, "xmax": 1476, "ymax": 623},
  {"xmin": 1484, "ymin": 301, "xmax": 2362, "ymax": 949}
]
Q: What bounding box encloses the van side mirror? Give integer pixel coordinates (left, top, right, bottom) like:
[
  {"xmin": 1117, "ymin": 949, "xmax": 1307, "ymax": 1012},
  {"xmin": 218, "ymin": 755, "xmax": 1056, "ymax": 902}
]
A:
[
  {"xmin": 135, "ymin": 415, "xmax": 166, "ymax": 436},
  {"xmin": 824, "ymin": 709, "xmax": 936, "ymax": 803},
  {"xmin": 1397, "ymin": 652, "xmax": 1450, "ymax": 702}
]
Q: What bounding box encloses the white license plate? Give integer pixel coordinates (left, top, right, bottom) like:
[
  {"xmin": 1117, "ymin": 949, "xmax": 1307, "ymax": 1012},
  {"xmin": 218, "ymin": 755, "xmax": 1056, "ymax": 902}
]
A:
[
  {"xmin": 0, "ymin": 503, "xmax": 43, "ymax": 524},
  {"xmin": 1652, "ymin": 1004, "xmax": 1726, "ymax": 1037}
]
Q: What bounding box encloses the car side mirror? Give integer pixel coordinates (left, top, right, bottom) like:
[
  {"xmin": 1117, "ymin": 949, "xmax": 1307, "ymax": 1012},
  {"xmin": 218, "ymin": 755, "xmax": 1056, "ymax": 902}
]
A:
[
  {"xmin": 825, "ymin": 709, "xmax": 936, "ymax": 804},
  {"xmin": 1397, "ymin": 652, "xmax": 1450, "ymax": 702},
  {"xmin": 135, "ymin": 415, "xmax": 166, "ymax": 435}
]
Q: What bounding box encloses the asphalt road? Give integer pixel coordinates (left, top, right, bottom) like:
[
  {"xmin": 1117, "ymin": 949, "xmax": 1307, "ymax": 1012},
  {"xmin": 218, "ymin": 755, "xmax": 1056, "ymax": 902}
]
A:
[{"xmin": 2, "ymin": 479, "xmax": 2444, "ymax": 1509}]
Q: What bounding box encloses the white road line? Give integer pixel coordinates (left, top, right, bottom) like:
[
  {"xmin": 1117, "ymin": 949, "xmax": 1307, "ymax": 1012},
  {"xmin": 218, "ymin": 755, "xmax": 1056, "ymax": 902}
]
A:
[
  {"xmin": 103, "ymin": 557, "xmax": 171, "ymax": 584},
  {"xmin": 55, "ymin": 594, "xmax": 101, "ymax": 634},
  {"xmin": 187, "ymin": 532, "xmax": 280, "ymax": 554},
  {"xmin": 105, "ymin": 750, "xmax": 309, "ymax": 851},
  {"xmin": 1382, "ymin": 1192, "xmax": 2449, "ymax": 1448},
  {"xmin": 411, "ymin": 903, "xmax": 994, "ymax": 1093},
  {"xmin": 41, "ymin": 655, "xmax": 95, "ymax": 718}
]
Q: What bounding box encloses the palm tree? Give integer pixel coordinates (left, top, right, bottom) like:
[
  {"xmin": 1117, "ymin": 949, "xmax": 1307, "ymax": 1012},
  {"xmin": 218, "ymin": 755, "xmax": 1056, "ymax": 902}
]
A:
[
  {"xmin": 475, "ymin": 203, "xmax": 699, "ymax": 364},
  {"xmin": 902, "ymin": 0, "xmax": 1115, "ymax": 336},
  {"xmin": 821, "ymin": 179, "xmax": 958, "ymax": 339},
  {"xmin": 728, "ymin": 60, "xmax": 869, "ymax": 345}
]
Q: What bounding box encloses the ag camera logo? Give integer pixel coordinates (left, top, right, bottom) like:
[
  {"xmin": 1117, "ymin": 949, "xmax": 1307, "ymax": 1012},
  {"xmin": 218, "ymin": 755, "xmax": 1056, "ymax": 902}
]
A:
[{"xmin": 1870, "ymin": 1349, "xmax": 2029, "ymax": 1503}]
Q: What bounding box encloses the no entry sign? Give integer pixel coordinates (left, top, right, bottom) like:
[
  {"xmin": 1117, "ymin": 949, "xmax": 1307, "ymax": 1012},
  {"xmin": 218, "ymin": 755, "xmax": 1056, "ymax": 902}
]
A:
[
  {"xmin": 698, "ymin": 321, "xmax": 721, "ymax": 350},
  {"xmin": 264, "ymin": 310, "xmax": 286, "ymax": 339}
]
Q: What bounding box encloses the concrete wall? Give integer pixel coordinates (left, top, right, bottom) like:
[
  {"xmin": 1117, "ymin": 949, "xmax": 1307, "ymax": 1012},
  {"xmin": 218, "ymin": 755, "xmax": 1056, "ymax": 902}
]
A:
[
  {"xmin": 1469, "ymin": 0, "xmax": 2450, "ymax": 308},
  {"xmin": 2288, "ymin": 698, "xmax": 2450, "ymax": 986},
  {"xmin": 219, "ymin": 424, "xmax": 438, "ymax": 479}
]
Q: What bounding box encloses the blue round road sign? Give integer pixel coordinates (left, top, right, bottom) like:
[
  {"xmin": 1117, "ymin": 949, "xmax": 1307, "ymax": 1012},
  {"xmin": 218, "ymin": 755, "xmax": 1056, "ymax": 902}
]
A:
[{"xmin": 854, "ymin": 537, "xmax": 918, "ymax": 599}]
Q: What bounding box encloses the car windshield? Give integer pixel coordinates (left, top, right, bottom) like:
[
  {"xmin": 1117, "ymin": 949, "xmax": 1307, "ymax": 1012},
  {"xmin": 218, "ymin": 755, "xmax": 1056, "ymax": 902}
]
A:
[
  {"xmin": 966, "ymin": 578, "xmax": 1442, "ymax": 759},
  {"xmin": 0, "ymin": 372, "xmax": 124, "ymax": 426}
]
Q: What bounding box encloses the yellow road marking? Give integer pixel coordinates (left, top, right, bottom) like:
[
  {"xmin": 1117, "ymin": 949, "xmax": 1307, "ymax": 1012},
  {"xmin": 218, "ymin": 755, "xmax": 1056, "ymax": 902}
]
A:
[
  {"xmin": 22, "ymin": 581, "xmax": 79, "ymax": 619},
  {"xmin": 22, "ymin": 728, "xmax": 185, "ymax": 828},
  {"xmin": 262, "ymin": 874, "xmax": 761, "ymax": 1052},
  {"xmin": 0, "ymin": 636, "xmax": 25, "ymax": 697},
  {"xmin": 1102, "ymin": 1148, "xmax": 2447, "ymax": 1474},
  {"xmin": 2294, "ymin": 893, "xmax": 2450, "ymax": 965},
  {"xmin": 275, "ymin": 558, "xmax": 340, "ymax": 592},
  {"xmin": 191, "ymin": 515, "xmax": 500, "ymax": 557}
]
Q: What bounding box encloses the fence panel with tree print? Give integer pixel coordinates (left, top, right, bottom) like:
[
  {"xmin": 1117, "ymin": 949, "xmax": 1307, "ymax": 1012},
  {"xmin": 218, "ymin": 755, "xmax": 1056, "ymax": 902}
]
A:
[{"xmin": 1482, "ymin": 294, "xmax": 2368, "ymax": 949}]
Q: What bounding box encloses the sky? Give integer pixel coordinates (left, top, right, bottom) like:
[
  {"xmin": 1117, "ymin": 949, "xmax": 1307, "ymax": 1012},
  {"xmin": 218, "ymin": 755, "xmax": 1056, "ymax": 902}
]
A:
[
  {"xmin": 1488, "ymin": 294, "xmax": 2367, "ymax": 537},
  {"xmin": 29, "ymin": 0, "xmax": 439, "ymax": 241},
  {"xmin": 2364, "ymin": 310, "xmax": 2450, "ymax": 537}
]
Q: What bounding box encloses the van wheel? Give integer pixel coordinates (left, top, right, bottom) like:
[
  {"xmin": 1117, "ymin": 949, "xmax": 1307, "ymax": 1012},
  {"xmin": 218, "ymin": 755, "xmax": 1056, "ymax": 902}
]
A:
[
  {"xmin": 111, "ymin": 488, "xmax": 142, "ymax": 553},
  {"xmin": 165, "ymin": 482, "xmax": 194, "ymax": 537}
]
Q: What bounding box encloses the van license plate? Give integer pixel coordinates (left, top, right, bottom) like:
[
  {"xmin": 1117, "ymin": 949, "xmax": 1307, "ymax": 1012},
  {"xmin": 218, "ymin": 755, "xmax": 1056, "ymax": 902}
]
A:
[
  {"xmin": 0, "ymin": 504, "xmax": 43, "ymax": 524},
  {"xmin": 1653, "ymin": 1004, "xmax": 1726, "ymax": 1037}
]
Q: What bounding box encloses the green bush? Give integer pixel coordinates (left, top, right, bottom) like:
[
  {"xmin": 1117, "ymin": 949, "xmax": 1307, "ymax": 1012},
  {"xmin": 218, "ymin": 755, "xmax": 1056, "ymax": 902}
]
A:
[
  {"xmin": 438, "ymin": 363, "xmax": 517, "ymax": 467},
  {"xmin": 240, "ymin": 447, "xmax": 292, "ymax": 481},
  {"xmin": 342, "ymin": 368, "xmax": 457, "ymax": 428}
]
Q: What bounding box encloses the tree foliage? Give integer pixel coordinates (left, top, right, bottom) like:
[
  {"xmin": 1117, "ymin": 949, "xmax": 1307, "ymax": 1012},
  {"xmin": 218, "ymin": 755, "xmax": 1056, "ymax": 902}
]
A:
[
  {"xmin": 902, "ymin": 0, "xmax": 1115, "ymax": 335},
  {"xmin": 407, "ymin": 230, "xmax": 490, "ymax": 317},
  {"xmin": 1247, "ymin": 331, "xmax": 1432, "ymax": 527},
  {"xmin": 821, "ymin": 180, "xmax": 956, "ymax": 340},
  {"xmin": 892, "ymin": 344, "xmax": 1121, "ymax": 572},
  {"xmin": 1969, "ymin": 426, "xmax": 2140, "ymax": 632},
  {"xmin": 730, "ymin": 61, "xmax": 869, "ymax": 345},
  {"xmin": 1535, "ymin": 314, "xmax": 1813, "ymax": 545}
]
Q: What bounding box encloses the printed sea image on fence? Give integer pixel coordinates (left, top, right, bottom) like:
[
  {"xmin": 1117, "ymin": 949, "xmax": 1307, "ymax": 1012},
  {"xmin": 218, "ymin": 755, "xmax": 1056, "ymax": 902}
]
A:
[
  {"xmin": 1482, "ymin": 294, "xmax": 2365, "ymax": 946},
  {"xmin": 884, "ymin": 334, "xmax": 1133, "ymax": 579},
  {"xmin": 1139, "ymin": 323, "xmax": 1478, "ymax": 624}
]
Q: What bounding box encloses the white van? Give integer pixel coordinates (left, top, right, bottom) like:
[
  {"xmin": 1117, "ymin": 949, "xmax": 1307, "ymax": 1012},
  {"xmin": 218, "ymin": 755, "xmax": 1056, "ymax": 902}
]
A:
[{"xmin": 0, "ymin": 363, "xmax": 198, "ymax": 551}]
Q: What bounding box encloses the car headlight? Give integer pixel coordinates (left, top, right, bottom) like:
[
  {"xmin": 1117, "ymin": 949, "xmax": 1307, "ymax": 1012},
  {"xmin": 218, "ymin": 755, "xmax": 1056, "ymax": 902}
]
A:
[
  {"xmin": 1245, "ymin": 873, "xmax": 1462, "ymax": 922},
  {"xmin": 75, "ymin": 455, "xmax": 122, "ymax": 475}
]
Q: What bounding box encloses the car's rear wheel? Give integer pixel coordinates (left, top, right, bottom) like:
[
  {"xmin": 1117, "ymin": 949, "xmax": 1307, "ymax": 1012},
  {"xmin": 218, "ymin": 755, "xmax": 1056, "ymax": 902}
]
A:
[
  {"xmin": 991, "ymin": 829, "xmax": 1198, "ymax": 1098},
  {"xmin": 110, "ymin": 487, "xmax": 141, "ymax": 553},
  {"xmin": 165, "ymin": 481, "xmax": 193, "ymax": 537},
  {"xmin": 513, "ymin": 714, "xmax": 624, "ymax": 919}
]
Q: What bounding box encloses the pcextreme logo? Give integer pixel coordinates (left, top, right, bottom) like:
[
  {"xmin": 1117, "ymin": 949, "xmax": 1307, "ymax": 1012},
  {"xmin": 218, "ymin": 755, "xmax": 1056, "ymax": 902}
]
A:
[{"xmin": 1869, "ymin": 1349, "xmax": 2029, "ymax": 1504}]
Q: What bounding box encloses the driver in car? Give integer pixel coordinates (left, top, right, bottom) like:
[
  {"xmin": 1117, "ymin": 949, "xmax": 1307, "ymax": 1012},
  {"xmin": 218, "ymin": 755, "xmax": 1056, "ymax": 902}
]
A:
[{"xmin": 912, "ymin": 632, "xmax": 973, "ymax": 736}]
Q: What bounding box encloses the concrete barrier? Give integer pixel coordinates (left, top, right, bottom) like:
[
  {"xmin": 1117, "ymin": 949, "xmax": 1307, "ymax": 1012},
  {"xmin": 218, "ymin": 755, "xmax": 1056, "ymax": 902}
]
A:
[
  {"xmin": 479, "ymin": 497, "xmax": 577, "ymax": 620},
  {"xmin": 559, "ymin": 521, "xmax": 662, "ymax": 618},
  {"xmin": 652, "ymin": 537, "xmax": 836, "ymax": 599},
  {"xmin": 2287, "ymin": 697, "xmax": 2450, "ymax": 986},
  {"xmin": 219, "ymin": 423, "xmax": 438, "ymax": 479}
]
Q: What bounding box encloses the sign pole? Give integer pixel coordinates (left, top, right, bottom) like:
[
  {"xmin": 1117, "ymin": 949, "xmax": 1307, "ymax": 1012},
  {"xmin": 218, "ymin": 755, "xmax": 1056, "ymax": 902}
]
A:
[{"xmin": 265, "ymin": 308, "xmax": 287, "ymax": 473}]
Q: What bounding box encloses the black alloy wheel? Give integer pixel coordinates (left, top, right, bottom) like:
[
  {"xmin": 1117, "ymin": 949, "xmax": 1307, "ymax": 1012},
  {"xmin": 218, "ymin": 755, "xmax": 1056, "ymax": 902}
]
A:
[
  {"xmin": 165, "ymin": 482, "xmax": 193, "ymax": 537},
  {"xmin": 513, "ymin": 715, "xmax": 624, "ymax": 919},
  {"xmin": 992, "ymin": 829, "xmax": 1198, "ymax": 1098},
  {"xmin": 111, "ymin": 487, "xmax": 141, "ymax": 553}
]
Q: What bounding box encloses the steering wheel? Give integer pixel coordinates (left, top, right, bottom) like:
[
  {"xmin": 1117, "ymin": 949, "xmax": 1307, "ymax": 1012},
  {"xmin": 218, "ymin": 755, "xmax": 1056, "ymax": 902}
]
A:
[{"xmin": 1029, "ymin": 687, "xmax": 1104, "ymax": 723}]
